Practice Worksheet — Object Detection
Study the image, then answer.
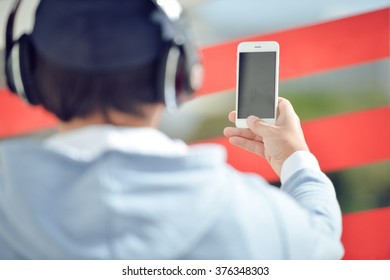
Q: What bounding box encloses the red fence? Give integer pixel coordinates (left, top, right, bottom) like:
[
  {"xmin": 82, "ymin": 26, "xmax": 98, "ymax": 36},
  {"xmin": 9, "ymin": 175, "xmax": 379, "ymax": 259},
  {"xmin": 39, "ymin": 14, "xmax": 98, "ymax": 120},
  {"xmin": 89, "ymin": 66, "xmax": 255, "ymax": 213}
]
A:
[
  {"xmin": 0, "ymin": 8, "xmax": 389, "ymax": 259},
  {"xmin": 198, "ymin": 8, "xmax": 389, "ymax": 95}
]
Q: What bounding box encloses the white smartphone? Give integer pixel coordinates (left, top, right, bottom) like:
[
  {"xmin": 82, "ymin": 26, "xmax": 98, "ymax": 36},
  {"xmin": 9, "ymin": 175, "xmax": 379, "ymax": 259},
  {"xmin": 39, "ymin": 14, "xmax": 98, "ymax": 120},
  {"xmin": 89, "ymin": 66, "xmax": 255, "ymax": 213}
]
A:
[{"xmin": 235, "ymin": 41, "xmax": 279, "ymax": 128}]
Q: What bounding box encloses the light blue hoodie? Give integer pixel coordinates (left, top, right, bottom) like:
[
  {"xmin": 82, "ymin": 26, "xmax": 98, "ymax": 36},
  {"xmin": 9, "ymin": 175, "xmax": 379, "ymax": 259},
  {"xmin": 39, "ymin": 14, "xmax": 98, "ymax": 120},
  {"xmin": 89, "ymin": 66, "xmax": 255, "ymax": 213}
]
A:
[{"xmin": 0, "ymin": 126, "xmax": 343, "ymax": 259}]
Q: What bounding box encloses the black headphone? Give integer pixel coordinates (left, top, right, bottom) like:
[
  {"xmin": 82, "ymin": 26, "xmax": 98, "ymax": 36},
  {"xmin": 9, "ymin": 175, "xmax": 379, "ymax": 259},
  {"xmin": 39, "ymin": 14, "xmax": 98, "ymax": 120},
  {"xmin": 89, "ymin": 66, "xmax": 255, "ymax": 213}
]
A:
[{"xmin": 4, "ymin": 0, "xmax": 204, "ymax": 111}]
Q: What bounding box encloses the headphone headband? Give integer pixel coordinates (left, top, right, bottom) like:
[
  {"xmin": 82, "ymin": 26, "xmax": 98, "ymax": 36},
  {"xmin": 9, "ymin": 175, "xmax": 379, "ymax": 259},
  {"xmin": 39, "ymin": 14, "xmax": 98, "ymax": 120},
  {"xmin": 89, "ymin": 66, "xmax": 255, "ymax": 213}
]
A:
[{"xmin": 4, "ymin": 0, "xmax": 21, "ymax": 93}]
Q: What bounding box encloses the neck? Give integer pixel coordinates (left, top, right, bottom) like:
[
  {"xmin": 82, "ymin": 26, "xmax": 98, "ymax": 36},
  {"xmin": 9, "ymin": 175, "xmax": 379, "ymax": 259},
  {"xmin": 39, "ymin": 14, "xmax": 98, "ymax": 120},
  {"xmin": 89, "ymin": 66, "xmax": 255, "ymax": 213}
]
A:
[{"xmin": 58, "ymin": 104, "xmax": 164, "ymax": 133}]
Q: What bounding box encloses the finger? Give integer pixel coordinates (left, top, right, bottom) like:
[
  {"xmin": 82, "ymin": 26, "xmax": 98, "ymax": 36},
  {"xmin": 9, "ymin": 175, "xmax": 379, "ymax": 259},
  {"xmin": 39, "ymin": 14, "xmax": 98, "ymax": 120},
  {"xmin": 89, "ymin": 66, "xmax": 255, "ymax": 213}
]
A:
[
  {"xmin": 228, "ymin": 111, "xmax": 236, "ymax": 124},
  {"xmin": 229, "ymin": 136, "xmax": 265, "ymax": 158},
  {"xmin": 223, "ymin": 127, "xmax": 263, "ymax": 142},
  {"xmin": 246, "ymin": 115, "xmax": 273, "ymax": 136}
]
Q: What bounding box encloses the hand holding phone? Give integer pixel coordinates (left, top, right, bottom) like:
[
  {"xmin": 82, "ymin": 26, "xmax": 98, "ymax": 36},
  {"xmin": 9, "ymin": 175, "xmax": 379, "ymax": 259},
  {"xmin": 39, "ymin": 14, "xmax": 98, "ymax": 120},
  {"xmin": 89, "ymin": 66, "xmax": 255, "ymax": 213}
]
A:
[
  {"xmin": 235, "ymin": 41, "xmax": 279, "ymax": 128},
  {"xmin": 224, "ymin": 98, "xmax": 310, "ymax": 176}
]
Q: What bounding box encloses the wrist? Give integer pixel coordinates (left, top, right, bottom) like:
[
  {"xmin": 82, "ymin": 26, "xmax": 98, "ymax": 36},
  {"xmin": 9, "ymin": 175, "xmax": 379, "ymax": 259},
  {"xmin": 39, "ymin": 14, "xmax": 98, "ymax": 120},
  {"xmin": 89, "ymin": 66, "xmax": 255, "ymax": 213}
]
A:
[{"xmin": 280, "ymin": 150, "xmax": 320, "ymax": 184}]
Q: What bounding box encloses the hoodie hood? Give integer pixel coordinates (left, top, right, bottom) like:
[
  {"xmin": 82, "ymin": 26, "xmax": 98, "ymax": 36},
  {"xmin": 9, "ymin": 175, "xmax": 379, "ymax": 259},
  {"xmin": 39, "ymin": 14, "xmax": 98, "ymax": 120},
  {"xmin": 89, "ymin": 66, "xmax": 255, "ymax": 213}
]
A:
[{"xmin": 0, "ymin": 128, "xmax": 230, "ymax": 259}]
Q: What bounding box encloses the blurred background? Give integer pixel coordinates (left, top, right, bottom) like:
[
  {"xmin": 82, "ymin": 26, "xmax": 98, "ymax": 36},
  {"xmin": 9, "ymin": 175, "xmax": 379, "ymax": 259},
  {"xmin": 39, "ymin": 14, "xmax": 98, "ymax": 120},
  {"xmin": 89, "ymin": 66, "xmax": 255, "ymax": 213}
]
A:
[{"xmin": 0, "ymin": 0, "xmax": 389, "ymax": 258}]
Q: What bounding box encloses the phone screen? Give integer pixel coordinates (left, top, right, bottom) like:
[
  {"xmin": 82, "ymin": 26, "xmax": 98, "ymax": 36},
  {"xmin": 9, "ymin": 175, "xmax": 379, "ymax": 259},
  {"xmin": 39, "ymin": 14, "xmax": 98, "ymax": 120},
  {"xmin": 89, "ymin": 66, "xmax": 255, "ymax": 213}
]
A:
[{"xmin": 237, "ymin": 52, "xmax": 277, "ymax": 118}]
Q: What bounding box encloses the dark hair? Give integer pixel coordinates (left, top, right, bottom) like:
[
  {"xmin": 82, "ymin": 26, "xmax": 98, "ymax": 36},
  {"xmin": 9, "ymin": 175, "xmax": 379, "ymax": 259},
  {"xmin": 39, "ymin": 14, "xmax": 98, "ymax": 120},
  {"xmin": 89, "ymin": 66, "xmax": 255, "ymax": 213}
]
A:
[{"xmin": 33, "ymin": 47, "xmax": 160, "ymax": 122}]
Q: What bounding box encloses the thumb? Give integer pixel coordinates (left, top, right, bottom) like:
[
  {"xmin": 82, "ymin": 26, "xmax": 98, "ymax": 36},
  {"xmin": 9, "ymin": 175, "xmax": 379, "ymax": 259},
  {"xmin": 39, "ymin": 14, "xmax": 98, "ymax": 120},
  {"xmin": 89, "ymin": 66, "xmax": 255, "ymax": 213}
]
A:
[
  {"xmin": 246, "ymin": 115, "xmax": 272, "ymax": 136},
  {"xmin": 277, "ymin": 98, "xmax": 296, "ymax": 119}
]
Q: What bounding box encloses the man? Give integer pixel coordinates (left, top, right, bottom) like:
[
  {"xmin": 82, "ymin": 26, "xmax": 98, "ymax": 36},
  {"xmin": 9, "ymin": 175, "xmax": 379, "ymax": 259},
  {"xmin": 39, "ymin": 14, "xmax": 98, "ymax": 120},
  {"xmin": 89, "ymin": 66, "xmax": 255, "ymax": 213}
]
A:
[{"xmin": 0, "ymin": 0, "xmax": 343, "ymax": 259}]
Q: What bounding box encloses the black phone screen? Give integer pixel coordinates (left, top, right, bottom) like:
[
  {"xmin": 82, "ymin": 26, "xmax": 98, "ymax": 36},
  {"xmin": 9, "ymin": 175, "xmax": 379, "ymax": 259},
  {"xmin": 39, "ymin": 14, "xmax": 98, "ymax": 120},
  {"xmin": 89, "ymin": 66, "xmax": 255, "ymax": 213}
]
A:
[{"xmin": 237, "ymin": 51, "xmax": 277, "ymax": 118}]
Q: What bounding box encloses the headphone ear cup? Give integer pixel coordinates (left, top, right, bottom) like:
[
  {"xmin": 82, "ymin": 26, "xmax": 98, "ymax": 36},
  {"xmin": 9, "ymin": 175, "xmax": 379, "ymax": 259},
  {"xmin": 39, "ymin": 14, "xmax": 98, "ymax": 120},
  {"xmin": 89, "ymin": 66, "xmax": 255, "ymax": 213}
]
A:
[
  {"xmin": 17, "ymin": 35, "xmax": 40, "ymax": 105},
  {"xmin": 5, "ymin": 43, "xmax": 17, "ymax": 94},
  {"xmin": 157, "ymin": 43, "xmax": 182, "ymax": 112},
  {"xmin": 5, "ymin": 35, "xmax": 39, "ymax": 105}
]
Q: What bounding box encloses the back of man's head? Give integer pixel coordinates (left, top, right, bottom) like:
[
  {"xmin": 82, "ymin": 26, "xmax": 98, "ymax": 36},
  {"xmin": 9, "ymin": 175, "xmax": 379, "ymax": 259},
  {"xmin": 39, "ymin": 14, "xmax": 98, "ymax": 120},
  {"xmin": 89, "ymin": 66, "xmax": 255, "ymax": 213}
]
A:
[{"xmin": 30, "ymin": 0, "xmax": 173, "ymax": 121}]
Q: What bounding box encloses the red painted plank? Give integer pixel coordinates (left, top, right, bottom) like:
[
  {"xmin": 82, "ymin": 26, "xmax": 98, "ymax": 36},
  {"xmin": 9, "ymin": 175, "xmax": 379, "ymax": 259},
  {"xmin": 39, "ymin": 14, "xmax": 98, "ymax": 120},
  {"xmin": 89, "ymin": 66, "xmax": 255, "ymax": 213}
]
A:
[
  {"xmin": 342, "ymin": 207, "xmax": 390, "ymax": 260},
  {"xmin": 201, "ymin": 106, "xmax": 390, "ymax": 181},
  {"xmin": 198, "ymin": 8, "xmax": 390, "ymax": 95},
  {"xmin": 303, "ymin": 106, "xmax": 390, "ymax": 172},
  {"xmin": 0, "ymin": 89, "xmax": 57, "ymax": 138}
]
